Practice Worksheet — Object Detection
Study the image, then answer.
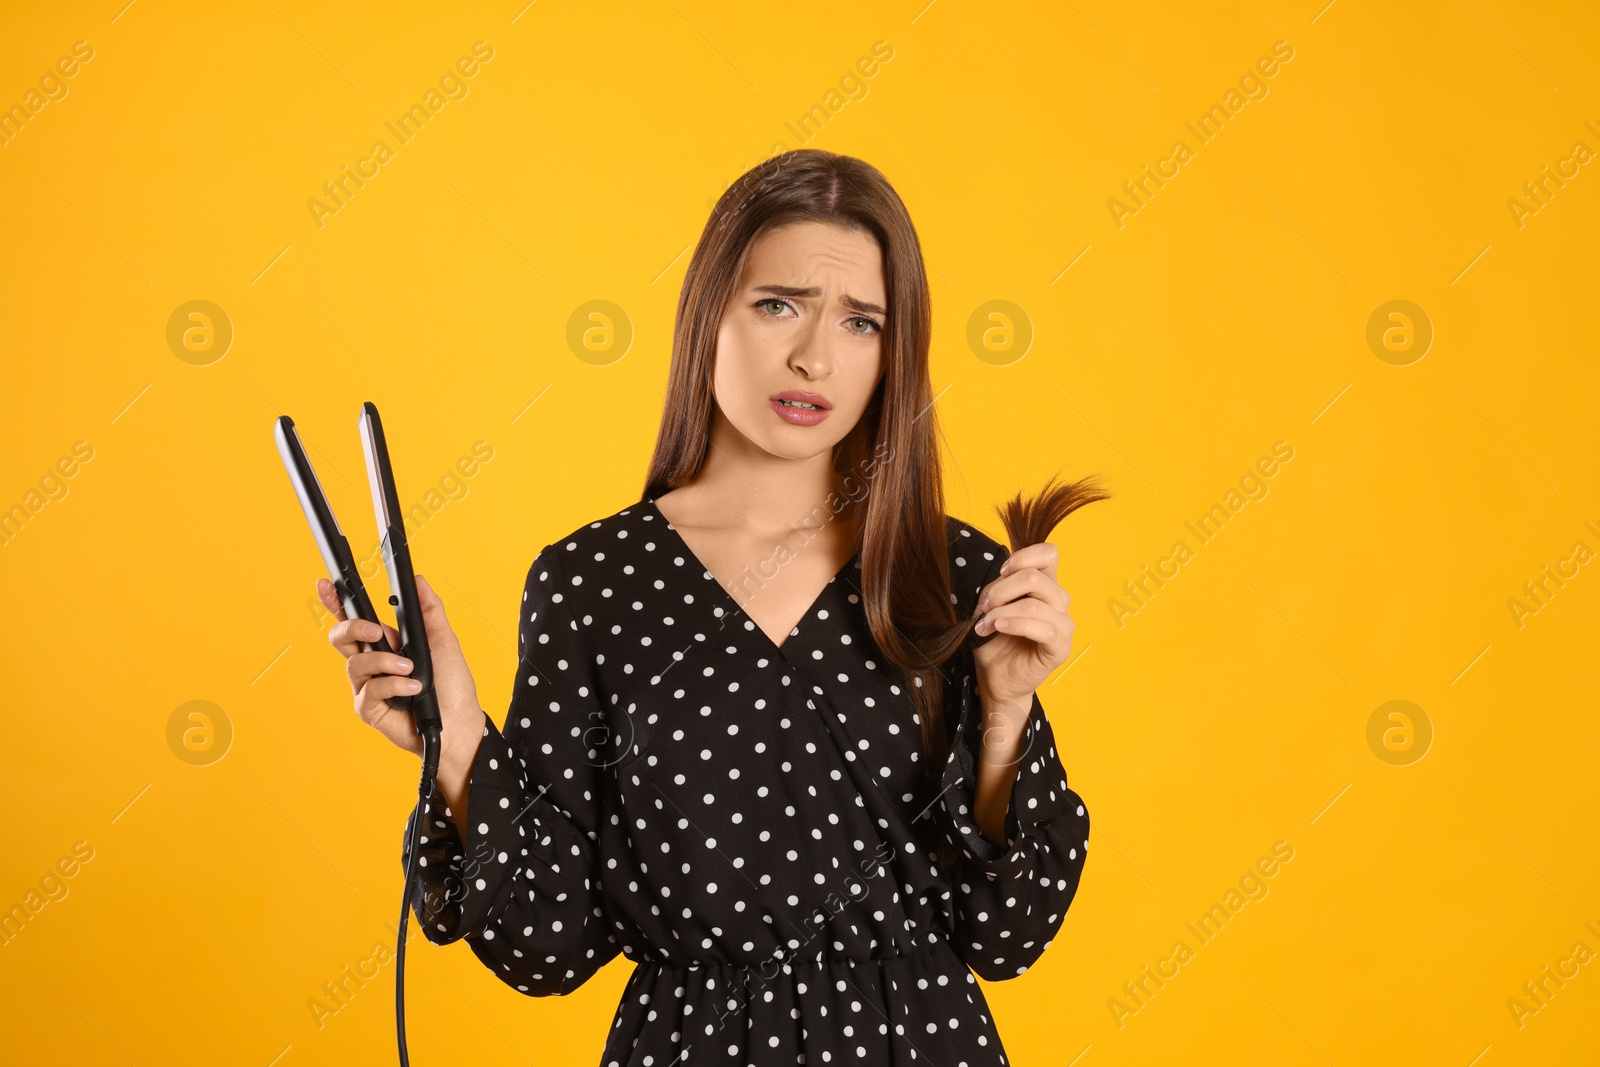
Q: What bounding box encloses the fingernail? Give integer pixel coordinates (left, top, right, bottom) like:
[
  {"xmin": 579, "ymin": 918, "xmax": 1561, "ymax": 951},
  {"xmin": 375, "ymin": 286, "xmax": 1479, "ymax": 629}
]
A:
[
  {"xmin": 398, "ymin": 658, "xmax": 412, "ymax": 671},
  {"xmin": 405, "ymin": 679, "xmax": 422, "ymax": 691},
  {"xmin": 979, "ymin": 594, "xmax": 989, "ymax": 613}
]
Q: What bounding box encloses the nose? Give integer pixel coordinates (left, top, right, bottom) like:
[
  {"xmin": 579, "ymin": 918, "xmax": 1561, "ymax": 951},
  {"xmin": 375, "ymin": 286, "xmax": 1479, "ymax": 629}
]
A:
[{"xmin": 785, "ymin": 315, "xmax": 833, "ymax": 380}]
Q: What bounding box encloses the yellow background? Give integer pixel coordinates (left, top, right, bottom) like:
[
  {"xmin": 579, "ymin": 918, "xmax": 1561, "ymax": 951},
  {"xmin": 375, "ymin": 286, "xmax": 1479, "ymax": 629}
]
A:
[{"xmin": 3, "ymin": 0, "xmax": 1597, "ymax": 1063}]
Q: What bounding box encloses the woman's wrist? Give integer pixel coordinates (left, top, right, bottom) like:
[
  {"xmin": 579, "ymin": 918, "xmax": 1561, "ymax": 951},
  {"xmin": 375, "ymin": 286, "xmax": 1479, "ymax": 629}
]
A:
[
  {"xmin": 978, "ymin": 699, "xmax": 1030, "ymax": 765},
  {"xmin": 435, "ymin": 708, "xmax": 487, "ymax": 818},
  {"xmin": 980, "ymin": 690, "xmax": 1032, "ymax": 720},
  {"xmin": 978, "ymin": 684, "xmax": 1031, "ymax": 724}
]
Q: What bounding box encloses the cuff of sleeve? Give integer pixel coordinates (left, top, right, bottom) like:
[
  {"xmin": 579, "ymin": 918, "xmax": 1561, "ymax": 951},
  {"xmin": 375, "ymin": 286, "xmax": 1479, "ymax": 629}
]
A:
[
  {"xmin": 939, "ymin": 682, "xmax": 1071, "ymax": 882},
  {"xmin": 405, "ymin": 712, "xmax": 527, "ymax": 942}
]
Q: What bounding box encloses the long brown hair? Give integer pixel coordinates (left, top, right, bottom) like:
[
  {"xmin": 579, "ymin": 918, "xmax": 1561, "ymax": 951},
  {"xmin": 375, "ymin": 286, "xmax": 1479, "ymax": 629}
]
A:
[{"xmin": 643, "ymin": 148, "xmax": 1108, "ymax": 780}]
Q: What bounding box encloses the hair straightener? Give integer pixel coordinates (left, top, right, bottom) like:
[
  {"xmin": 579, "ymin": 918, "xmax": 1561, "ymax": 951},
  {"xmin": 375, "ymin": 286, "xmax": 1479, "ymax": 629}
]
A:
[{"xmin": 274, "ymin": 403, "xmax": 442, "ymax": 1067}]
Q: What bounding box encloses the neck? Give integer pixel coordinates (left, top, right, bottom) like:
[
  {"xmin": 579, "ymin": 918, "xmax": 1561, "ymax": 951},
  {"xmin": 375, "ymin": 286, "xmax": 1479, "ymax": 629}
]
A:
[{"xmin": 679, "ymin": 412, "xmax": 856, "ymax": 541}]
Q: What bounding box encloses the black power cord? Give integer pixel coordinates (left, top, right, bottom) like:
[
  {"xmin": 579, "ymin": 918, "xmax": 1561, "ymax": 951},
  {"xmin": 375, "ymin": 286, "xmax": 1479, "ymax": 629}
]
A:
[{"xmin": 396, "ymin": 723, "xmax": 443, "ymax": 1066}]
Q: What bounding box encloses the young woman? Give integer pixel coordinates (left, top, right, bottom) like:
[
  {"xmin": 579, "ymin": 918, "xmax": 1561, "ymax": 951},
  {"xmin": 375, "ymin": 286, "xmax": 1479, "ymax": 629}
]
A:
[{"xmin": 317, "ymin": 149, "xmax": 1091, "ymax": 1064}]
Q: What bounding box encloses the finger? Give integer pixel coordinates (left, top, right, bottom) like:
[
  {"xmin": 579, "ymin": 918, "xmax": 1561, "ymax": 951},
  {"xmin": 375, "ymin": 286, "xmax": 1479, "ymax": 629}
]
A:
[
  {"xmin": 348, "ymin": 649, "xmax": 413, "ymax": 690},
  {"xmin": 316, "ymin": 578, "xmax": 349, "ymax": 622},
  {"xmin": 979, "ymin": 605, "xmax": 1071, "ymax": 663},
  {"xmin": 414, "ymin": 575, "xmax": 460, "ymax": 653},
  {"xmin": 977, "ymin": 595, "xmax": 1056, "ymax": 630},
  {"xmin": 329, "ymin": 616, "xmax": 385, "ymax": 659},
  {"xmin": 358, "ymin": 675, "xmax": 425, "ymax": 721},
  {"xmin": 979, "ymin": 566, "xmax": 1068, "ymax": 615},
  {"xmin": 977, "ymin": 598, "xmax": 1071, "ymax": 647},
  {"xmin": 997, "ymin": 541, "xmax": 1059, "ymax": 582}
]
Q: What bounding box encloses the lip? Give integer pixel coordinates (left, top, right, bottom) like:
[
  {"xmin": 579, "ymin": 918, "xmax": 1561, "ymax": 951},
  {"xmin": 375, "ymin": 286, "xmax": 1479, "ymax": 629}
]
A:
[
  {"xmin": 768, "ymin": 390, "xmax": 832, "ymax": 412},
  {"xmin": 769, "ymin": 390, "xmax": 832, "ymax": 427}
]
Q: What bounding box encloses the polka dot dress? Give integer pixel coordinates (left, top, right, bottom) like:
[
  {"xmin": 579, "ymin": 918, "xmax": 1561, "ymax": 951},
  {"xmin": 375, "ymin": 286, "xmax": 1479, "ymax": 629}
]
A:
[{"xmin": 406, "ymin": 496, "xmax": 1090, "ymax": 1064}]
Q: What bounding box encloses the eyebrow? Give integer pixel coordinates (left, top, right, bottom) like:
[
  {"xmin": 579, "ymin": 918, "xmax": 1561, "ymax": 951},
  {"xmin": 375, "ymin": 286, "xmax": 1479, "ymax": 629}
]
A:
[{"xmin": 753, "ymin": 284, "xmax": 887, "ymax": 317}]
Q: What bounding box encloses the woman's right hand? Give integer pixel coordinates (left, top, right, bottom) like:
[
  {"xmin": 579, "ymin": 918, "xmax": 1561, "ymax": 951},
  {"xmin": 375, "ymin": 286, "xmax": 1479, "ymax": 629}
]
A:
[{"xmin": 317, "ymin": 576, "xmax": 487, "ymax": 785}]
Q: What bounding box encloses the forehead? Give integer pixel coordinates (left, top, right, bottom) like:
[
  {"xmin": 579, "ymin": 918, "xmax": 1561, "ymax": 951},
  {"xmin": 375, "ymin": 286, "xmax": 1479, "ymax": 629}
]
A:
[{"xmin": 741, "ymin": 222, "xmax": 885, "ymax": 297}]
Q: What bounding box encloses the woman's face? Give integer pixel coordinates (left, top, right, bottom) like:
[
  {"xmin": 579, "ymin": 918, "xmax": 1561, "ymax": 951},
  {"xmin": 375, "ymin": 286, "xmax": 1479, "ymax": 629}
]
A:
[{"xmin": 711, "ymin": 221, "xmax": 888, "ymax": 462}]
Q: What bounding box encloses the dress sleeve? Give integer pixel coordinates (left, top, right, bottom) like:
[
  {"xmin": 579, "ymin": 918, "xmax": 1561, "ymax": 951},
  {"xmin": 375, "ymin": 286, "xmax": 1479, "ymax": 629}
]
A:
[
  {"xmin": 401, "ymin": 542, "xmax": 621, "ymax": 996},
  {"xmin": 935, "ymin": 553, "xmax": 1091, "ymax": 980}
]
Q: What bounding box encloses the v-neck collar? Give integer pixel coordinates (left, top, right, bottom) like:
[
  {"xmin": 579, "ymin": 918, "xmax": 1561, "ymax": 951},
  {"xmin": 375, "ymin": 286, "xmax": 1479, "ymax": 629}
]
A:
[{"xmin": 642, "ymin": 496, "xmax": 861, "ymax": 655}]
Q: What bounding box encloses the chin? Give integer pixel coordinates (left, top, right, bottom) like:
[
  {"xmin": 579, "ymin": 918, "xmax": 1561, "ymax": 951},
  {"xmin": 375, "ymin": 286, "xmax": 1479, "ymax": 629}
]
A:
[
  {"xmin": 761, "ymin": 431, "xmax": 839, "ymax": 462},
  {"xmin": 741, "ymin": 411, "xmax": 845, "ymax": 461}
]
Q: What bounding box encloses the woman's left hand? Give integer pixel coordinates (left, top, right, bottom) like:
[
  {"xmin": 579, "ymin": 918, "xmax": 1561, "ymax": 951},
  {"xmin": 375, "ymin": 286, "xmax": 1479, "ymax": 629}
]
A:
[{"xmin": 971, "ymin": 541, "xmax": 1074, "ymax": 713}]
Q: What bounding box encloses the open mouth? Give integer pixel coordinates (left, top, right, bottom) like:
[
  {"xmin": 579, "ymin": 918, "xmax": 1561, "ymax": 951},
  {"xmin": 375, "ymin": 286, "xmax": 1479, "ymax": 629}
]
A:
[
  {"xmin": 769, "ymin": 392, "xmax": 832, "ymax": 425},
  {"xmin": 770, "ymin": 390, "xmax": 832, "ymax": 410}
]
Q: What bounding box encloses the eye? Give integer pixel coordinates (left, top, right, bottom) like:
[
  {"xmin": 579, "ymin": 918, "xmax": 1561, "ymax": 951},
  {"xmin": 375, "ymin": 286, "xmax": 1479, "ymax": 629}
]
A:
[
  {"xmin": 756, "ymin": 298, "xmax": 794, "ymax": 318},
  {"xmin": 848, "ymin": 316, "xmax": 883, "ymax": 335}
]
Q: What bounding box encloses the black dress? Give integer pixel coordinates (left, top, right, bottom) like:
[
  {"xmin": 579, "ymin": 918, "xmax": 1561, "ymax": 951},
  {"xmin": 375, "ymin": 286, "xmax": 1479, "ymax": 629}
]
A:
[{"xmin": 405, "ymin": 494, "xmax": 1090, "ymax": 1065}]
